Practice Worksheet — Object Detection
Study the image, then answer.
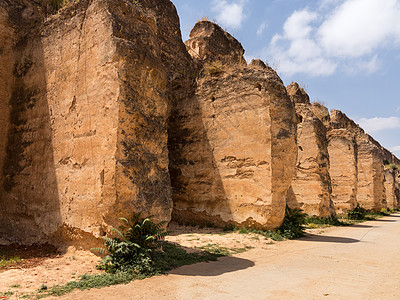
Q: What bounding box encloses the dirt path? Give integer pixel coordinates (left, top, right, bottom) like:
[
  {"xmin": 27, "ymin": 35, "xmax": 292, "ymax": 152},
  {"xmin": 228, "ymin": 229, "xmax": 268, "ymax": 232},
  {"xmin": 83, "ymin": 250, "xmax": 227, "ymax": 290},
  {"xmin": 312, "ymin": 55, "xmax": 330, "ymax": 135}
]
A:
[{"xmin": 47, "ymin": 214, "xmax": 400, "ymax": 300}]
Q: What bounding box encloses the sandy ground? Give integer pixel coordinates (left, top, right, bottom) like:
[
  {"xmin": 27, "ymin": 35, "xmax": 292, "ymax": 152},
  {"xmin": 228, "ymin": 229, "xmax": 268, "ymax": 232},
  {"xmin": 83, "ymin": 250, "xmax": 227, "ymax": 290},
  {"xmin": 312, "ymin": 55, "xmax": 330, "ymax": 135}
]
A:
[
  {"xmin": 2, "ymin": 215, "xmax": 400, "ymax": 299},
  {"xmin": 0, "ymin": 247, "xmax": 101, "ymax": 298}
]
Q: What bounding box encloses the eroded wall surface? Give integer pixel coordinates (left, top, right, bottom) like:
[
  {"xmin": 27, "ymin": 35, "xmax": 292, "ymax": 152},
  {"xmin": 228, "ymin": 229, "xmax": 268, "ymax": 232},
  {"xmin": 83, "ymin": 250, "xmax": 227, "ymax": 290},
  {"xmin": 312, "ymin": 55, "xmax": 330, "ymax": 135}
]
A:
[
  {"xmin": 0, "ymin": 3, "xmax": 14, "ymax": 197},
  {"xmin": 1, "ymin": 1, "xmax": 399, "ymax": 246},
  {"xmin": 328, "ymin": 110, "xmax": 387, "ymax": 212},
  {"xmin": 327, "ymin": 129, "xmax": 358, "ymax": 213},
  {"xmin": 286, "ymin": 83, "xmax": 334, "ymax": 217},
  {"xmin": 384, "ymin": 169, "xmax": 400, "ymax": 210},
  {"xmin": 169, "ymin": 21, "xmax": 297, "ymax": 229},
  {"xmin": 0, "ymin": 0, "xmax": 189, "ymax": 245},
  {"xmin": 0, "ymin": 0, "xmax": 61, "ymax": 243},
  {"xmin": 356, "ymin": 138, "xmax": 386, "ymax": 211}
]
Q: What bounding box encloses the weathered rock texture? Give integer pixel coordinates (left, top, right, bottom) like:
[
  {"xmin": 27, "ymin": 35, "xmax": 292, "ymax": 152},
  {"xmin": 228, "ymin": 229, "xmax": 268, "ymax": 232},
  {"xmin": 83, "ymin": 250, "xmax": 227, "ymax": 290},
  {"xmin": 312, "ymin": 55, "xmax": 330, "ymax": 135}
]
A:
[
  {"xmin": 184, "ymin": 21, "xmax": 247, "ymax": 67},
  {"xmin": 286, "ymin": 83, "xmax": 334, "ymax": 217},
  {"xmin": 169, "ymin": 21, "xmax": 297, "ymax": 229},
  {"xmin": 1, "ymin": 0, "xmax": 399, "ymax": 247},
  {"xmin": 356, "ymin": 136, "xmax": 387, "ymax": 211},
  {"xmin": 384, "ymin": 168, "xmax": 400, "ymax": 210},
  {"xmin": 328, "ymin": 110, "xmax": 387, "ymax": 212},
  {"xmin": 0, "ymin": 2, "xmax": 15, "ymax": 197},
  {"xmin": 0, "ymin": 0, "xmax": 193, "ymax": 245}
]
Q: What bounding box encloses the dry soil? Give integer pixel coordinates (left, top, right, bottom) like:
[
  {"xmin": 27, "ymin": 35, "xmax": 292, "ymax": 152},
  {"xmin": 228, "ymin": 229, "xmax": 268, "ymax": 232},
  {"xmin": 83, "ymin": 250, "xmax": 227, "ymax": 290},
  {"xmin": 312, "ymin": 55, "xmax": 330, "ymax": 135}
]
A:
[{"xmin": 2, "ymin": 215, "xmax": 400, "ymax": 299}]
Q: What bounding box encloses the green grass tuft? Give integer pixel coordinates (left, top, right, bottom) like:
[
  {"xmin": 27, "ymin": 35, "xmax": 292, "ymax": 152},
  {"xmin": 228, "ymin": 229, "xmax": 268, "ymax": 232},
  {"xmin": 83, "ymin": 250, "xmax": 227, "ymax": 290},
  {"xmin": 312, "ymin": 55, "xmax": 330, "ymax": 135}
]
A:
[
  {"xmin": 0, "ymin": 255, "xmax": 20, "ymax": 268},
  {"xmin": 36, "ymin": 242, "xmax": 220, "ymax": 299}
]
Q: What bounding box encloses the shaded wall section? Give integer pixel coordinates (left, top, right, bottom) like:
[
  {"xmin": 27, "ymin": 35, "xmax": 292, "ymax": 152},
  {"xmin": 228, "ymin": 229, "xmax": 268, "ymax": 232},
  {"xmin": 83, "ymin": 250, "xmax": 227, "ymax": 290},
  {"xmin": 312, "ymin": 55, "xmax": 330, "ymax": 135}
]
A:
[
  {"xmin": 0, "ymin": 0, "xmax": 193, "ymax": 245},
  {"xmin": 286, "ymin": 83, "xmax": 334, "ymax": 217},
  {"xmin": 0, "ymin": 3, "xmax": 14, "ymax": 193},
  {"xmin": 327, "ymin": 130, "xmax": 358, "ymax": 213},
  {"xmin": 328, "ymin": 110, "xmax": 387, "ymax": 212},
  {"xmin": 170, "ymin": 21, "xmax": 297, "ymax": 229},
  {"xmin": 384, "ymin": 168, "xmax": 400, "ymax": 210},
  {"xmin": 170, "ymin": 63, "xmax": 297, "ymax": 229},
  {"xmin": 0, "ymin": 0, "xmax": 61, "ymax": 244}
]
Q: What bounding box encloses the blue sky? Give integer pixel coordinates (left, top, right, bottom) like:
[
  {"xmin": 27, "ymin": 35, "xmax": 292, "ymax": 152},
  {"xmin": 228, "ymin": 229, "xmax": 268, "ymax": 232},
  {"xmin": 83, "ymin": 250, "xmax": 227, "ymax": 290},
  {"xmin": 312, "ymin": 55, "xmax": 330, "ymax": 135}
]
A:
[{"xmin": 171, "ymin": 0, "xmax": 400, "ymax": 158}]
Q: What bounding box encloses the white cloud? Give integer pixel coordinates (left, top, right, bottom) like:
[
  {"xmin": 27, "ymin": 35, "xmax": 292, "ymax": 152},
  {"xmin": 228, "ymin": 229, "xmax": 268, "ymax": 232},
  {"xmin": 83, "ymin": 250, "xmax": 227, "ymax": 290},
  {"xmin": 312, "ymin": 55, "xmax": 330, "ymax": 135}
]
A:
[
  {"xmin": 267, "ymin": 0, "xmax": 400, "ymax": 76},
  {"xmin": 268, "ymin": 9, "xmax": 337, "ymax": 76},
  {"xmin": 344, "ymin": 55, "xmax": 381, "ymax": 74},
  {"xmin": 256, "ymin": 22, "xmax": 267, "ymax": 36},
  {"xmin": 357, "ymin": 116, "xmax": 400, "ymax": 133},
  {"xmin": 212, "ymin": 0, "xmax": 247, "ymax": 30},
  {"xmin": 319, "ymin": 0, "xmax": 344, "ymax": 10},
  {"xmin": 390, "ymin": 145, "xmax": 400, "ymax": 152},
  {"xmin": 318, "ymin": 0, "xmax": 400, "ymax": 57},
  {"xmin": 283, "ymin": 9, "xmax": 318, "ymax": 40}
]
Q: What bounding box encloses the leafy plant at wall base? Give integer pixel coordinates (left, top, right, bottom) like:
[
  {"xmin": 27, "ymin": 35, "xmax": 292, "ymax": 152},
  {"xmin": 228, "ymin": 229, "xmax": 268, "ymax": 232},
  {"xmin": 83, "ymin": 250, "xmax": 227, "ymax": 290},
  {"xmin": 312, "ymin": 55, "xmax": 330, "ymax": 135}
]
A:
[
  {"xmin": 379, "ymin": 208, "xmax": 390, "ymax": 216},
  {"xmin": 347, "ymin": 204, "xmax": 366, "ymax": 220},
  {"xmin": 38, "ymin": 242, "xmax": 220, "ymax": 298},
  {"xmin": 278, "ymin": 206, "xmax": 307, "ymax": 239},
  {"xmin": 91, "ymin": 212, "xmax": 167, "ymax": 274},
  {"xmin": 305, "ymin": 215, "xmax": 348, "ymax": 227}
]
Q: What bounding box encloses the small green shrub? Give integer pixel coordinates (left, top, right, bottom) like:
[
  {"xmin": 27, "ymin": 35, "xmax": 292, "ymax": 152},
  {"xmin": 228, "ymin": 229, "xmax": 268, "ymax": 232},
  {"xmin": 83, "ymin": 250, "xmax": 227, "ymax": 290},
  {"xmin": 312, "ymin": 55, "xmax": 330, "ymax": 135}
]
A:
[
  {"xmin": 0, "ymin": 291, "xmax": 14, "ymax": 297},
  {"xmin": 38, "ymin": 242, "xmax": 220, "ymax": 298},
  {"xmin": 38, "ymin": 213, "xmax": 222, "ymax": 298},
  {"xmin": 278, "ymin": 206, "xmax": 307, "ymax": 239},
  {"xmin": 347, "ymin": 204, "xmax": 366, "ymax": 220},
  {"xmin": 222, "ymin": 223, "xmax": 236, "ymax": 232},
  {"xmin": 379, "ymin": 208, "xmax": 390, "ymax": 216},
  {"xmin": 196, "ymin": 243, "xmax": 253, "ymax": 256},
  {"xmin": 305, "ymin": 215, "xmax": 348, "ymax": 227},
  {"xmin": 92, "ymin": 213, "xmax": 167, "ymax": 274},
  {"xmin": 233, "ymin": 208, "xmax": 307, "ymax": 241},
  {"xmin": 264, "ymin": 230, "xmax": 285, "ymax": 241},
  {"xmin": 0, "ymin": 255, "xmax": 20, "ymax": 268}
]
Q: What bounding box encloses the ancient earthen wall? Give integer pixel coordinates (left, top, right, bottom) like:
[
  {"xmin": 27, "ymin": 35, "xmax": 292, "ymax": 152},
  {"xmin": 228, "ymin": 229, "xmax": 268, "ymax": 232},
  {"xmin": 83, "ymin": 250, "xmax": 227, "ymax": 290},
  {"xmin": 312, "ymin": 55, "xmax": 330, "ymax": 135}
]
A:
[
  {"xmin": 0, "ymin": 4, "xmax": 14, "ymax": 195},
  {"xmin": 0, "ymin": 0, "xmax": 189, "ymax": 245},
  {"xmin": 326, "ymin": 129, "xmax": 358, "ymax": 213},
  {"xmin": 0, "ymin": 0, "xmax": 61, "ymax": 244},
  {"xmin": 328, "ymin": 110, "xmax": 387, "ymax": 212},
  {"xmin": 356, "ymin": 139, "xmax": 386, "ymax": 211},
  {"xmin": 169, "ymin": 21, "xmax": 297, "ymax": 229},
  {"xmin": 384, "ymin": 169, "xmax": 400, "ymax": 210},
  {"xmin": 1, "ymin": 0, "xmax": 399, "ymax": 247},
  {"xmin": 286, "ymin": 83, "xmax": 334, "ymax": 217}
]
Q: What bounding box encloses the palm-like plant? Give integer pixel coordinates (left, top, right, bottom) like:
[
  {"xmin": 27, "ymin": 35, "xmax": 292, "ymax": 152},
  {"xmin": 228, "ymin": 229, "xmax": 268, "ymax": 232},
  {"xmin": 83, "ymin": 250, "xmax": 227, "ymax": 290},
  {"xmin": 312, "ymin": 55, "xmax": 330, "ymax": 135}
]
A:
[
  {"xmin": 92, "ymin": 213, "xmax": 167, "ymax": 274},
  {"xmin": 279, "ymin": 206, "xmax": 307, "ymax": 239}
]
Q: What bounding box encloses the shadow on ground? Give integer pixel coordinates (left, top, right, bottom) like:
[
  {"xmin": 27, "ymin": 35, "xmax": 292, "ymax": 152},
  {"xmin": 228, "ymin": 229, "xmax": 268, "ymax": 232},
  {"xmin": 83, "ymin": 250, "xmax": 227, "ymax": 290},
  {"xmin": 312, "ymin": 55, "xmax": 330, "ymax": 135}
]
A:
[
  {"xmin": 169, "ymin": 255, "xmax": 254, "ymax": 276},
  {"xmin": 349, "ymin": 224, "xmax": 374, "ymax": 228},
  {"xmin": 301, "ymin": 234, "xmax": 359, "ymax": 244}
]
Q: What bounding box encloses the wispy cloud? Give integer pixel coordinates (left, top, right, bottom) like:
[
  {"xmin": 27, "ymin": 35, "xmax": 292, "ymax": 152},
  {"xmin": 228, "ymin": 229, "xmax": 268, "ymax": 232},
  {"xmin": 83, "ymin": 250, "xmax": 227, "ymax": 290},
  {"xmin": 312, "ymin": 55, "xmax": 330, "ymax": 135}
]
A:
[
  {"xmin": 344, "ymin": 55, "xmax": 381, "ymax": 74},
  {"xmin": 390, "ymin": 145, "xmax": 400, "ymax": 152},
  {"xmin": 318, "ymin": 0, "xmax": 400, "ymax": 57},
  {"xmin": 256, "ymin": 22, "xmax": 267, "ymax": 36},
  {"xmin": 319, "ymin": 0, "xmax": 345, "ymax": 10},
  {"xmin": 397, "ymin": 106, "xmax": 400, "ymax": 112},
  {"xmin": 357, "ymin": 116, "xmax": 400, "ymax": 133},
  {"xmin": 268, "ymin": 9, "xmax": 337, "ymax": 76},
  {"xmin": 211, "ymin": 0, "xmax": 247, "ymax": 30},
  {"xmin": 390, "ymin": 145, "xmax": 400, "ymax": 156},
  {"xmin": 266, "ymin": 0, "xmax": 400, "ymax": 76}
]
